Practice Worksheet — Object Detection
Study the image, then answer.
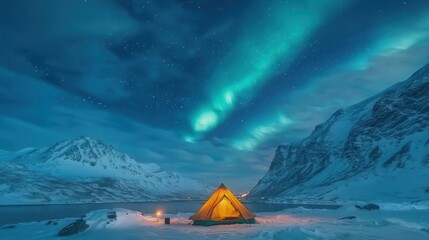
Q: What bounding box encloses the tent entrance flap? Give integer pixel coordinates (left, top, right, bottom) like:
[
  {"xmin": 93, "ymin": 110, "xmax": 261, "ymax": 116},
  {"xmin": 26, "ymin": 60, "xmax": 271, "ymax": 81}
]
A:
[{"xmin": 211, "ymin": 197, "xmax": 241, "ymax": 220}]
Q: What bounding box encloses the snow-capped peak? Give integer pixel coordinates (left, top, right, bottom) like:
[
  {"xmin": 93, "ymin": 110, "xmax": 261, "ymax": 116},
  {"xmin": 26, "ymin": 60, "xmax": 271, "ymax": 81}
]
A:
[
  {"xmin": 42, "ymin": 136, "xmax": 134, "ymax": 167},
  {"xmin": 0, "ymin": 137, "xmax": 212, "ymax": 204},
  {"xmin": 7, "ymin": 136, "xmax": 146, "ymax": 179}
]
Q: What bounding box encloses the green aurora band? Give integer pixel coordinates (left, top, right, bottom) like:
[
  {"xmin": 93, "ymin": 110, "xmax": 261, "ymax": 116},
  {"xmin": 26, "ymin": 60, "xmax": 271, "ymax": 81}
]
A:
[
  {"xmin": 190, "ymin": 0, "xmax": 351, "ymax": 137},
  {"xmin": 232, "ymin": 9, "xmax": 429, "ymax": 150},
  {"xmin": 233, "ymin": 113, "xmax": 293, "ymax": 151}
]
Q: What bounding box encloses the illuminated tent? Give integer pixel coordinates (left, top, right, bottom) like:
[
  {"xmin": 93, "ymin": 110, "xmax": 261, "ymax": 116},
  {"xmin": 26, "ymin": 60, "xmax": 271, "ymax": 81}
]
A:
[{"xmin": 190, "ymin": 183, "xmax": 256, "ymax": 226}]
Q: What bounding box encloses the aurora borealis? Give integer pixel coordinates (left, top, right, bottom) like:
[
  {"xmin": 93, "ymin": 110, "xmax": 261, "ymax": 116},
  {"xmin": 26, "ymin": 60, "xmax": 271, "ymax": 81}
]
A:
[
  {"xmin": 1, "ymin": 0, "xmax": 429, "ymax": 191},
  {"xmin": 191, "ymin": 0, "xmax": 348, "ymax": 137}
]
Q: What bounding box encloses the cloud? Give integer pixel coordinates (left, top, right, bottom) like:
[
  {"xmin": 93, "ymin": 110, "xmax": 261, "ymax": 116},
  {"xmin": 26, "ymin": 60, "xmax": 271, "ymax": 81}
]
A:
[{"xmin": 0, "ymin": 0, "xmax": 238, "ymax": 130}]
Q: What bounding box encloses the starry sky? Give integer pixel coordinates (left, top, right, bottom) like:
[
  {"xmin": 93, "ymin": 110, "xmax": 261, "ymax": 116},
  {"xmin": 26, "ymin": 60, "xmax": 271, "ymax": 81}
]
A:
[{"xmin": 1, "ymin": 0, "xmax": 429, "ymax": 192}]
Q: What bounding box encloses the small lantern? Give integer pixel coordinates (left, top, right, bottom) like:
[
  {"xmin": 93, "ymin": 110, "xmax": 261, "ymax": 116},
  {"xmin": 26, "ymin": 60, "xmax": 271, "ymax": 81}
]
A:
[{"xmin": 156, "ymin": 210, "xmax": 163, "ymax": 223}]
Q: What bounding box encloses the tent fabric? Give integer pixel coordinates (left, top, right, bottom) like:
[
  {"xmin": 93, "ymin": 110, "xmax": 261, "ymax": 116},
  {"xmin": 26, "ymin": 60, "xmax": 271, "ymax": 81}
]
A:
[{"xmin": 190, "ymin": 183, "xmax": 255, "ymax": 224}]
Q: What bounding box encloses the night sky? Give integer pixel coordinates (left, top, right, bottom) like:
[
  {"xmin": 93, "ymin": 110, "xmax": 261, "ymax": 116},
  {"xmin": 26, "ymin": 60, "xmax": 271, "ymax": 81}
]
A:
[{"xmin": 1, "ymin": 0, "xmax": 429, "ymax": 192}]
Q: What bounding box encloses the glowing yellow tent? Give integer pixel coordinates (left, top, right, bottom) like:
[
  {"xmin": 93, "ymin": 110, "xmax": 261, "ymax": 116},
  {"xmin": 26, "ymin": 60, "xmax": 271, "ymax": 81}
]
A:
[{"xmin": 190, "ymin": 183, "xmax": 256, "ymax": 226}]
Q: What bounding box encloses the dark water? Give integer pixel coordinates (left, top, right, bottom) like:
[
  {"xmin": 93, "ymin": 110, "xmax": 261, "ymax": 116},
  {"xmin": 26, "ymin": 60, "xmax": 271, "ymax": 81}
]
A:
[{"xmin": 0, "ymin": 201, "xmax": 340, "ymax": 226}]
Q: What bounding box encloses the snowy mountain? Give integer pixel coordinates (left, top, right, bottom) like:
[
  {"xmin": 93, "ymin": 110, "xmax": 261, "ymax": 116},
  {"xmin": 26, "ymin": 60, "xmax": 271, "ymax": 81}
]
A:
[
  {"xmin": 0, "ymin": 137, "xmax": 212, "ymax": 204},
  {"xmin": 249, "ymin": 63, "xmax": 429, "ymax": 202}
]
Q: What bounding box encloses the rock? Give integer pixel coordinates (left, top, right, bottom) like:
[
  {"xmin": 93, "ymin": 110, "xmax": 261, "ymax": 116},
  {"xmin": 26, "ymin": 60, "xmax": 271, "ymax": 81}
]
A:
[
  {"xmin": 46, "ymin": 220, "xmax": 57, "ymax": 225},
  {"xmin": 58, "ymin": 219, "xmax": 89, "ymax": 237},
  {"xmin": 338, "ymin": 216, "xmax": 356, "ymax": 220},
  {"xmin": 107, "ymin": 211, "xmax": 117, "ymax": 220},
  {"xmin": 355, "ymin": 204, "xmax": 380, "ymax": 211}
]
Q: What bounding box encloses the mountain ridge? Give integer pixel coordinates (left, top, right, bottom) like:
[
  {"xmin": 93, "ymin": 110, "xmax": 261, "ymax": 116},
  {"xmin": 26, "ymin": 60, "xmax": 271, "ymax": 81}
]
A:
[
  {"xmin": 248, "ymin": 63, "xmax": 429, "ymax": 202},
  {"xmin": 0, "ymin": 136, "xmax": 212, "ymax": 204}
]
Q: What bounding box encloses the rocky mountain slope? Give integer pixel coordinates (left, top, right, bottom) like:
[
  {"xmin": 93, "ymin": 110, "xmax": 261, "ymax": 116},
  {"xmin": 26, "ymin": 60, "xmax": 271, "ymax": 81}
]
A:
[
  {"xmin": 0, "ymin": 137, "xmax": 212, "ymax": 204},
  {"xmin": 249, "ymin": 63, "xmax": 429, "ymax": 202}
]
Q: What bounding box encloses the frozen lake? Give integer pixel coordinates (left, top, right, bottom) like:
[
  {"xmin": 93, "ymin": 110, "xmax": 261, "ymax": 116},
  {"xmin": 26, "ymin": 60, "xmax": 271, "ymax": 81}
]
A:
[{"xmin": 0, "ymin": 201, "xmax": 340, "ymax": 226}]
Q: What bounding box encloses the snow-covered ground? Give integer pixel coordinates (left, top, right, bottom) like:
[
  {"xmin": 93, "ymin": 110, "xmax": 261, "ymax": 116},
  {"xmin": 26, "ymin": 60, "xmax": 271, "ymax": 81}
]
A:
[{"xmin": 1, "ymin": 204, "xmax": 428, "ymax": 240}]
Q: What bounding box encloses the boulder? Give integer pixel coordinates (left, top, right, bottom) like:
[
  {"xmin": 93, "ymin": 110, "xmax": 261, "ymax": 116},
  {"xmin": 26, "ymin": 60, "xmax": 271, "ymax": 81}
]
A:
[
  {"xmin": 58, "ymin": 219, "xmax": 89, "ymax": 237},
  {"xmin": 355, "ymin": 204, "xmax": 380, "ymax": 211}
]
